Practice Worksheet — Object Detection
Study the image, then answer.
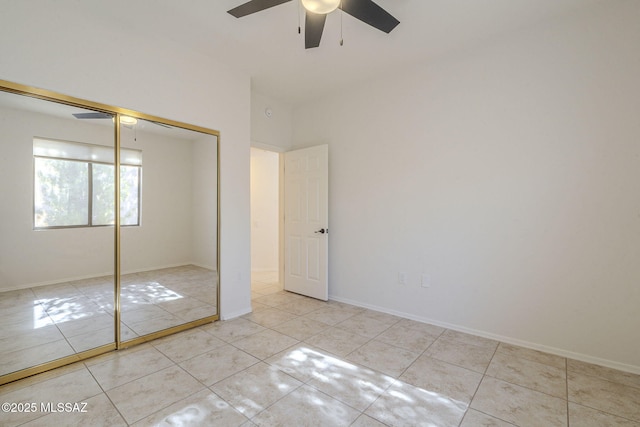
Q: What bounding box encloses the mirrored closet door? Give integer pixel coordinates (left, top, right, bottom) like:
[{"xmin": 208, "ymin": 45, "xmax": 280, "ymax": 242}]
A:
[
  {"xmin": 0, "ymin": 80, "xmax": 220, "ymax": 385},
  {"xmin": 0, "ymin": 90, "xmax": 117, "ymax": 378},
  {"xmin": 118, "ymin": 118, "xmax": 219, "ymax": 341}
]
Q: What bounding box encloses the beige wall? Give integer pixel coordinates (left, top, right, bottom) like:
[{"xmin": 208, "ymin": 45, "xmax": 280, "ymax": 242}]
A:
[
  {"xmin": 0, "ymin": 106, "xmax": 205, "ymax": 290},
  {"xmin": 250, "ymin": 148, "xmax": 280, "ymax": 272},
  {"xmin": 0, "ymin": 2, "xmax": 252, "ymax": 319},
  {"xmin": 292, "ymin": 1, "xmax": 640, "ymax": 372}
]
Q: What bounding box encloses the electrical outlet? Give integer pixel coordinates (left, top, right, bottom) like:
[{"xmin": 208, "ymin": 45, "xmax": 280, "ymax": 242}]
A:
[
  {"xmin": 398, "ymin": 272, "xmax": 407, "ymax": 285},
  {"xmin": 421, "ymin": 274, "xmax": 431, "ymax": 288}
]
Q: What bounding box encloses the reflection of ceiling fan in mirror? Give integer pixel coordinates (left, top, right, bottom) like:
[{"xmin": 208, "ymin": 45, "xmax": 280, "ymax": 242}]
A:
[
  {"xmin": 72, "ymin": 112, "xmax": 172, "ymax": 129},
  {"xmin": 228, "ymin": 0, "xmax": 399, "ymax": 49}
]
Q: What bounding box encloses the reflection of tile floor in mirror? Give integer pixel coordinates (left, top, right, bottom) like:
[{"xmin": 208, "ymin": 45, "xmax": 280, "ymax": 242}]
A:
[
  {"xmin": 1, "ymin": 273, "xmax": 638, "ymax": 426},
  {"xmin": 0, "ymin": 265, "xmax": 217, "ymax": 377}
]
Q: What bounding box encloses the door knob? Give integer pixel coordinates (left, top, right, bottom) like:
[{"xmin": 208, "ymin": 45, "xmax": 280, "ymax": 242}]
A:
[{"xmin": 314, "ymin": 228, "xmax": 327, "ymax": 234}]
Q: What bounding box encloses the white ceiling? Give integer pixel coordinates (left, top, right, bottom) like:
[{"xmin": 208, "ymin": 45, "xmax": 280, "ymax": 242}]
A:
[{"xmin": 73, "ymin": 0, "xmax": 605, "ymax": 105}]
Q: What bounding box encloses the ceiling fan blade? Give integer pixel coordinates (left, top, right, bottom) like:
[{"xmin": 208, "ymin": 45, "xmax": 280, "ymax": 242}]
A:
[
  {"xmin": 227, "ymin": 0, "xmax": 292, "ymax": 18},
  {"xmin": 72, "ymin": 112, "xmax": 112, "ymax": 119},
  {"xmin": 150, "ymin": 120, "xmax": 172, "ymax": 129},
  {"xmin": 339, "ymin": 0, "xmax": 399, "ymax": 33},
  {"xmin": 305, "ymin": 11, "xmax": 326, "ymax": 49}
]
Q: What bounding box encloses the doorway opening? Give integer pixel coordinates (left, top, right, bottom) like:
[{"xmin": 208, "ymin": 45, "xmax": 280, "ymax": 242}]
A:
[{"xmin": 250, "ymin": 147, "xmax": 282, "ymax": 301}]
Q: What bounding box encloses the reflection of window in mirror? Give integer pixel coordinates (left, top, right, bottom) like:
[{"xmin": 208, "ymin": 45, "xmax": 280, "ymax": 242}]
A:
[{"xmin": 33, "ymin": 138, "xmax": 142, "ymax": 229}]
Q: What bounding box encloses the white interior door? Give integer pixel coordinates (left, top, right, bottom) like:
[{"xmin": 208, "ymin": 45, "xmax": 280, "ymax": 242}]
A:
[{"xmin": 284, "ymin": 145, "xmax": 328, "ymax": 300}]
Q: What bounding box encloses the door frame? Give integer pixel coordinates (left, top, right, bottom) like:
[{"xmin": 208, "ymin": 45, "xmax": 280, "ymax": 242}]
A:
[
  {"xmin": 250, "ymin": 142, "xmax": 286, "ymax": 288},
  {"xmin": 250, "ymin": 142, "xmax": 328, "ymax": 299}
]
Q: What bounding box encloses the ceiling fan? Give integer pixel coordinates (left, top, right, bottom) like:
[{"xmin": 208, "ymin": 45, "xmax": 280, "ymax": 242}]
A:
[
  {"xmin": 228, "ymin": 0, "xmax": 400, "ymax": 49},
  {"xmin": 72, "ymin": 112, "xmax": 172, "ymax": 128}
]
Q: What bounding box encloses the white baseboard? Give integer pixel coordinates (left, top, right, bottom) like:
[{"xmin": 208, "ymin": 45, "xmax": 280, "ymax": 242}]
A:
[
  {"xmin": 2, "ymin": 262, "xmax": 216, "ymax": 292},
  {"xmin": 220, "ymin": 306, "xmax": 252, "ymax": 321},
  {"xmin": 191, "ymin": 263, "xmax": 217, "ymax": 271},
  {"xmin": 329, "ymin": 294, "xmax": 640, "ymax": 376}
]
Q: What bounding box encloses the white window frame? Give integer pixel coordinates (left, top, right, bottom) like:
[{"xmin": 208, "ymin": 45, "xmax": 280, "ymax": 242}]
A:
[{"xmin": 33, "ymin": 138, "xmax": 142, "ymax": 229}]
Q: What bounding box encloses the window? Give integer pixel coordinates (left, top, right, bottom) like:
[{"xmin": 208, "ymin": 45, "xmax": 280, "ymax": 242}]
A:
[{"xmin": 34, "ymin": 138, "xmax": 141, "ymax": 229}]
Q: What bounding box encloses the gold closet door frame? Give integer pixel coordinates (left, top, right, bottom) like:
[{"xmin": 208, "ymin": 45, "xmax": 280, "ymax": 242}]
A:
[{"xmin": 0, "ymin": 79, "xmax": 221, "ymax": 385}]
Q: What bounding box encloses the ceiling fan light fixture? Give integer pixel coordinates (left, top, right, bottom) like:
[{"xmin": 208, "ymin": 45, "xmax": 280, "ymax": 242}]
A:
[
  {"xmin": 111, "ymin": 116, "xmax": 138, "ymax": 126},
  {"xmin": 120, "ymin": 116, "xmax": 138, "ymax": 126},
  {"xmin": 301, "ymin": 0, "xmax": 340, "ymax": 14}
]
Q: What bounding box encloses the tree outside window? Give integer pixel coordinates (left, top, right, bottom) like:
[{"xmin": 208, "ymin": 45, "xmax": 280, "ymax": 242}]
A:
[{"xmin": 33, "ymin": 139, "xmax": 141, "ymax": 229}]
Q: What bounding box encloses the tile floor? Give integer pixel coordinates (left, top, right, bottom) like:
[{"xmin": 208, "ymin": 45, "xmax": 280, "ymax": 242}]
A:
[
  {"xmin": 0, "ymin": 265, "xmax": 217, "ymax": 377},
  {"xmin": 0, "ymin": 271, "xmax": 638, "ymax": 426}
]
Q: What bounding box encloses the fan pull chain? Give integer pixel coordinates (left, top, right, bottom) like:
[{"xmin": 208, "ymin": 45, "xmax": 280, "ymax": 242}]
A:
[
  {"xmin": 340, "ymin": 1, "xmax": 344, "ymax": 46},
  {"xmin": 298, "ymin": 0, "xmax": 301, "ymax": 34}
]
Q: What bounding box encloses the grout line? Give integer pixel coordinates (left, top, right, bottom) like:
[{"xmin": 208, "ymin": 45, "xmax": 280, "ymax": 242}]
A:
[
  {"xmin": 85, "ymin": 367, "xmax": 129, "ymax": 426},
  {"xmin": 458, "ymin": 338, "xmax": 502, "ymax": 425},
  {"xmin": 566, "ymin": 357, "xmax": 570, "ymax": 426},
  {"xmin": 6, "ymin": 287, "xmax": 639, "ymax": 426},
  {"xmin": 461, "ymin": 408, "xmax": 518, "ymax": 426}
]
